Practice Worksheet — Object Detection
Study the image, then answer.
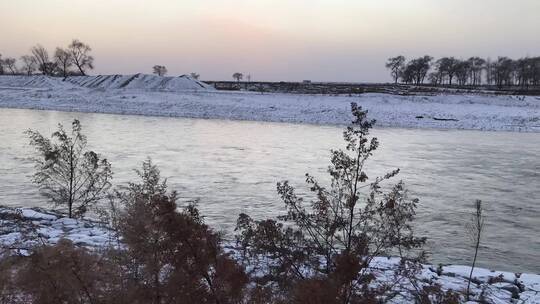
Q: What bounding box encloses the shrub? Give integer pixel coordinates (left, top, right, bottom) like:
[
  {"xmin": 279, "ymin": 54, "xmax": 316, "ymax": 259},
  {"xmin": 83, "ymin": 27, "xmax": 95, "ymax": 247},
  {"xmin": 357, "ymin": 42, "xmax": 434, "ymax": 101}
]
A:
[
  {"xmin": 114, "ymin": 159, "xmax": 248, "ymax": 303},
  {"xmin": 15, "ymin": 239, "xmax": 120, "ymax": 304},
  {"xmin": 1, "ymin": 160, "xmax": 248, "ymax": 304},
  {"xmin": 235, "ymin": 103, "xmax": 427, "ymax": 303}
]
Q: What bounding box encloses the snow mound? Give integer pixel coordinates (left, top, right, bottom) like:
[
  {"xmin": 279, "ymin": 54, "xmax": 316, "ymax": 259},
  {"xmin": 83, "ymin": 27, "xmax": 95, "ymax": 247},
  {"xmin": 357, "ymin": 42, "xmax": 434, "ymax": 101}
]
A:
[
  {"xmin": 0, "ymin": 74, "xmax": 213, "ymax": 91},
  {"xmin": 65, "ymin": 73, "xmax": 213, "ymax": 91},
  {"xmin": 0, "ymin": 75, "xmax": 74, "ymax": 89}
]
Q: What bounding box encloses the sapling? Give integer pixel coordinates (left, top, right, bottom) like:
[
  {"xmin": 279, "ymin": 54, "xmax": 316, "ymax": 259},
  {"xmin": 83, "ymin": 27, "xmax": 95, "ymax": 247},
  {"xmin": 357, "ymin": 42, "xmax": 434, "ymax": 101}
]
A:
[
  {"xmin": 26, "ymin": 119, "xmax": 112, "ymax": 218},
  {"xmin": 466, "ymin": 199, "xmax": 484, "ymax": 301}
]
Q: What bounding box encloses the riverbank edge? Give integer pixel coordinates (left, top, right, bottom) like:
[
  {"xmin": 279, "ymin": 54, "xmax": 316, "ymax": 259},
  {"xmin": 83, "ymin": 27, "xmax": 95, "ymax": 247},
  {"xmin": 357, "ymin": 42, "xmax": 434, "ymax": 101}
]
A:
[
  {"xmin": 1, "ymin": 81, "xmax": 539, "ymax": 133},
  {"xmin": 1, "ymin": 101, "xmax": 539, "ymax": 134},
  {"xmin": 1, "ymin": 205, "xmax": 539, "ymax": 302}
]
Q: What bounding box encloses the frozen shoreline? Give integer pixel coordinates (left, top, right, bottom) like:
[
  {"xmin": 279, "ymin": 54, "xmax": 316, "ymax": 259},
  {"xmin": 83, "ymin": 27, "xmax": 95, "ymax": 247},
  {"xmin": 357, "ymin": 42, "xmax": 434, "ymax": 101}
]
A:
[
  {"xmin": 0, "ymin": 75, "xmax": 539, "ymax": 132},
  {"xmin": 1, "ymin": 206, "xmax": 539, "ymax": 303}
]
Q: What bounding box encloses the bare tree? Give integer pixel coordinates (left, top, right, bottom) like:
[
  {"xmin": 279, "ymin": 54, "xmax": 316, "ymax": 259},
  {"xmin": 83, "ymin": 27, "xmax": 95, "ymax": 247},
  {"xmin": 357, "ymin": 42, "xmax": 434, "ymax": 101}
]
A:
[
  {"xmin": 385, "ymin": 55, "xmax": 406, "ymax": 83},
  {"xmin": 434, "ymin": 57, "xmax": 458, "ymax": 85},
  {"xmin": 0, "ymin": 53, "xmax": 4, "ymax": 75},
  {"xmin": 404, "ymin": 56, "xmax": 432, "ymax": 85},
  {"xmin": 429, "ymin": 60, "xmax": 445, "ymax": 85},
  {"xmin": 428, "ymin": 72, "xmax": 440, "ymax": 85},
  {"xmin": 68, "ymin": 39, "xmax": 94, "ymax": 76},
  {"xmin": 232, "ymin": 72, "xmax": 243, "ymax": 82},
  {"xmin": 531, "ymin": 57, "xmax": 540, "ymax": 86},
  {"xmin": 394, "ymin": 55, "xmax": 540, "ymax": 87},
  {"xmin": 454, "ymin": 60, "xmax": 471, "ymax": 86},
  {"xmin": 54, "ymin": 48, "xmax": 72, "ymax": 78},
  {"xmin": 189, "ymin": 72, "xmax": 200, "ymax": 80},
  {"xmin": 513, "ymin": 57, "xmax": 540, "ymax": 88},
  {"xmin": 485, "ymin": 58, "xmax": 494, "ymax": 85},
  {"xmin": 467, "ymin": 57, "xmax": 485, "ymax": 86},
  {"xmin": 3, "ymin": 57, "xmax": 17, "ymax": 75},
  {"xmin": 20, "ymin": 55, "xmax": 37, "ymax": 76},
  {"xmin": 418, "ymin": 55, "xmax": 433, "ymax": 84},
  {"xmin": 493, "ymin": 57, "xmax": 514, "ymax": 87},
  {"xmin": 401, "ymin": 64, "xmax": 415, "ymax": 84},
  {"xmin": 25, "ymin": 119, "xmax": 113, "ymax": 218},
  {"xmin": 152, "ymin": 65, "xmax": 167, "ymax": 76},
  {"xmin": 515, "ymin": 58, "xmax": 529, "ymax": 88},
  {"xmin": 466, "ymin": 200, "xmax": 484, "ymax": 301},
  {"xmin": 31, "ymin": 44, "xmax": 53, "ymax": 75}
]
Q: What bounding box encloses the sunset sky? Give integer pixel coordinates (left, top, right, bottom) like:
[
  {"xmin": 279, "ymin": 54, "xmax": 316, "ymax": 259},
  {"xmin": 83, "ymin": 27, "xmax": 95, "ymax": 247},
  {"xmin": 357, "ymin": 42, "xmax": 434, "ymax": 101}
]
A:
[{"xmin": 1, "ymin": 0, "xmax": 539, "ymax": 82}]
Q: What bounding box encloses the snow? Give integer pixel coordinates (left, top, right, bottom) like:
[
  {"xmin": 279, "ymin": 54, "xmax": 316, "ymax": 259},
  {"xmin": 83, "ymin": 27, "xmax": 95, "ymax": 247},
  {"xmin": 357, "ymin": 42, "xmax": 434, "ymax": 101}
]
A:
[
  {"xmin": 20, "ymin": 208, "xmax": 58, "ymax": 220},
  {"xmin": 0, "ymin": 75, "xmax": 75, "ymax": 89},
  {"xmin": 64, "ymin": 73, "xmax": 213, "ymax": 91},
  {"xmin": 0, "ymin": 206, "xmax": 113, "ymax": 250},
  {"xmin": 1, "ymin": 206, "xmax": 539, "ymax": 302},
  {"xmin": 1, "ymin": 75, "xmax": 539, "ymax": 132}
]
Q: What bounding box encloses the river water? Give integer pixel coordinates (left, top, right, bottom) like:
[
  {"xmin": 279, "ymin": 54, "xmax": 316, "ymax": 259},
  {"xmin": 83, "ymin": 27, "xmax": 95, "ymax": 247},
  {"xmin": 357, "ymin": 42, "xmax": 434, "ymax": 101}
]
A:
[{"xmin": 0, "ymin": 108, "xmax": 538, "ymax": 273}]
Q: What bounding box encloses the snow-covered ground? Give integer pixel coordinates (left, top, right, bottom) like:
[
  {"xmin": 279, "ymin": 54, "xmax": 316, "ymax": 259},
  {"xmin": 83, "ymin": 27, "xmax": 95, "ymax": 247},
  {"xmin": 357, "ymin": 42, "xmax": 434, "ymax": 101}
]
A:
[
  {"xmin": 0, "ymin": 207, "xmax": 113, "ymax": 250},
  {"xmin": 1, "ymin": 75, "xmax": 539, "ymax": 132},
  {"xmin": 1, "ymin": 206, "xmax": 539, "ymax": 303}
]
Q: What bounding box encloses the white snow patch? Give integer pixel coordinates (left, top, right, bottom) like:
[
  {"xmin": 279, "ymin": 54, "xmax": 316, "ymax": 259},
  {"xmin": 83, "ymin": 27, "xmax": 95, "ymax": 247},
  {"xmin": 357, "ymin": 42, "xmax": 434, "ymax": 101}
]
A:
[
  {"xmin": 0, "ymin": 75, "xmax": 75, "ymax": 89},
  {"xmin": 0, "ymin": 206, "xmax": 114, "ymax": 250}
]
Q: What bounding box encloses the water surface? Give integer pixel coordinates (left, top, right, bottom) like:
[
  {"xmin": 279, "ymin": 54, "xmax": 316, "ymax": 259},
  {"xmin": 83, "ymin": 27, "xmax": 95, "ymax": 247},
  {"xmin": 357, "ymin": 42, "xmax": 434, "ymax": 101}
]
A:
[{"xmin": 0, "ymin": 108, "xmax": 538, "ymax": 273}]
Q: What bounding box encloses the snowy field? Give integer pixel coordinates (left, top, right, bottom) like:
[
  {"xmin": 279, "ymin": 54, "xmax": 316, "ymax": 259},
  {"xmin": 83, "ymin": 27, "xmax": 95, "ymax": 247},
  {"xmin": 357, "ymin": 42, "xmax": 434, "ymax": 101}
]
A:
[
  {"xmin": 0, "ymin": 75, "xmax": 539, "ymax": 132},
  {"xmin": 1, "ymin": 206, "xmax": 539, "ymax": 303}
]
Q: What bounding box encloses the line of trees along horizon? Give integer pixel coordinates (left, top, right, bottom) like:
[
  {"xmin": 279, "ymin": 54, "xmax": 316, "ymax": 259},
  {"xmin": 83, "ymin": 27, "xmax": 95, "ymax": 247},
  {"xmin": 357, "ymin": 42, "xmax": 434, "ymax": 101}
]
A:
[
  {"xmin": 4, "ymin": 43, "xmax": 540, "ymax": 88},
  {"xmin": 386, "ymin": 55, "xmax": 540, "ymax": 88},
  {"xmin": 0, "ymin": 39, "xmax": 94, "ymax": 78}
]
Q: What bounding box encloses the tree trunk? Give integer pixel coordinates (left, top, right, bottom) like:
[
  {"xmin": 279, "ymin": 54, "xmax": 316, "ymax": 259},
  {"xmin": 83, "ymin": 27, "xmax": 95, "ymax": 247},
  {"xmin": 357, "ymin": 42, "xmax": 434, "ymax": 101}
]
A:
[
  {"xmin": 69, "ymin": 146, "xmax": 74, "ymax": 218},
  {"xmin": 77, "ymin": 65, "xmax": 86, "ymax": 76},
  {"xmin": 466, "ymin": 229, "xmax": 481, "ymax": 300}
]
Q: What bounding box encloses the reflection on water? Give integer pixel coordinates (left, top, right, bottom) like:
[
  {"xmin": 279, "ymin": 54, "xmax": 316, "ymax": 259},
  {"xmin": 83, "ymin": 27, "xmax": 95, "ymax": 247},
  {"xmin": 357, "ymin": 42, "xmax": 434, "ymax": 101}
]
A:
[{"xmin": 0, "ymin": 108, "xmax": 539, "ymax": 273}]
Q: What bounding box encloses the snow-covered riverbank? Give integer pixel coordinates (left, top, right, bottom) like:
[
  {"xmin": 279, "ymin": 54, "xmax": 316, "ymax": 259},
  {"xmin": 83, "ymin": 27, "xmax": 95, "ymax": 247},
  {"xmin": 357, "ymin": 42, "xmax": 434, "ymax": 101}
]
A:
[
  {"xmin": 1, "ymin": 206, "xmax": 539, "ymax": 303},
  {"xmin": 0, "ymin": 207, "xmax": 113, "ymax": 251},
  {"xmin": 1, "ymin": 75, "xmax": 539, "ymax": 132}
]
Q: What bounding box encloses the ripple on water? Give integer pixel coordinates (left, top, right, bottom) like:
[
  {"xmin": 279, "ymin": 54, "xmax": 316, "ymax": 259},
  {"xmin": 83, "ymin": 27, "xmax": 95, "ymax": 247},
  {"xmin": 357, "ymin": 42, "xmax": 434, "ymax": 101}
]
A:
[{"xmin": 0, "ymin": 108, "xmax": 538, "ymax": 273}]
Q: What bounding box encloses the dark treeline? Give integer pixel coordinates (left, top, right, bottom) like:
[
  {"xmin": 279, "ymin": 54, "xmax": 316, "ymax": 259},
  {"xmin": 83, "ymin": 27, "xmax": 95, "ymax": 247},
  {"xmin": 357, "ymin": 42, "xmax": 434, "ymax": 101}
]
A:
[
  {"xmin": 0, "ymin": 39, "xmax": 94, "ymax": 77},
  {"xmin": 387, "ymin": 55, "xmax": 540, "ymax": 88}
]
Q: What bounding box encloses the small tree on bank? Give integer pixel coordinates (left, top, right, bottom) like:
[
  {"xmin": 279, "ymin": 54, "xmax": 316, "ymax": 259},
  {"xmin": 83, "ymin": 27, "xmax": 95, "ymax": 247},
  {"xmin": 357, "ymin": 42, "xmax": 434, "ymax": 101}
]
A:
[
  {"xmin": 2, "ymin": 57, "xmax": 17, "ymax": 75},
  {"xmin": 152, "ymin": 65, "xmax": 167, "ymax": 76},
  {"xmin": 232, "ymin": 72, "xmax": 243, "ymax": 82},
  {"xmin": 68, "ymin": 39, "xmax": 94, "ymax": 76},
  {"xmin": 25, "ymin": 119, "xmax": 112, "ymax": 218},
  {"xmin": 466, "ymin": 200, "xmax": 484, "ymax": 301},
  {"xmin": 20, "ymin": 55, "xmax": 37, "ymax": 76},
  {"xmin": 31, "ymin": 44, "xmax": 53, "ymax": 76},
  {"xmin": 54, "ymin": 47, "xmax": 72, "ymax": 78},
  {"xmin": 386, "ymin": 55, "xmax": 406, "ymax": 84}
]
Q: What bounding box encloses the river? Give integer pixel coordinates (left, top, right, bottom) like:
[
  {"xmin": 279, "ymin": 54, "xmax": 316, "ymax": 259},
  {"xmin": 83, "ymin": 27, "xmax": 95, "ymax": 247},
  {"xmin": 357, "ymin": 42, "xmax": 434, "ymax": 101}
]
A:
[{"xmin": 0, "ymin": 108, "xmax": 538, "ymax": 273}]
